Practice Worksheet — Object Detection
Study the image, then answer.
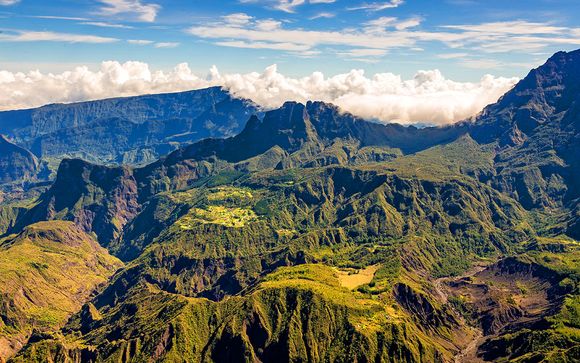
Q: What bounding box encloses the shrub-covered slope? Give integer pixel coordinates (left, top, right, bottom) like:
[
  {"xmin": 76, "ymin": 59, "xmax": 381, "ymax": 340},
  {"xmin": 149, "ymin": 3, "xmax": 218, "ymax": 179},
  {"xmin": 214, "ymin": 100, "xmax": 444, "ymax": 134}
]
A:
[{"xmin": 0, "ymin": 221, "xmax": 122, "ymax": 361}]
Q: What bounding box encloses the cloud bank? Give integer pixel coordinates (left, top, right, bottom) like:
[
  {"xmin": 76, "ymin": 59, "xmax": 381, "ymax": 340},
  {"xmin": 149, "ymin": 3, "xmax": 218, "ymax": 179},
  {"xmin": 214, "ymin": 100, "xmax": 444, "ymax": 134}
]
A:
[{"xmin": 0, "ymin": 61, "xmax": 519, "ymax": 125}]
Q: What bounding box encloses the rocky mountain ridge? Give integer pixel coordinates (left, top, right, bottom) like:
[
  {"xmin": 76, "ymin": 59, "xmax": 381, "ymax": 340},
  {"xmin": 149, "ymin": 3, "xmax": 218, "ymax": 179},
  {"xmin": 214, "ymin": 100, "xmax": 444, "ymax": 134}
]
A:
[{"xmin": 0, "ymin": 87, "xmax": 259, "ymax": 178}]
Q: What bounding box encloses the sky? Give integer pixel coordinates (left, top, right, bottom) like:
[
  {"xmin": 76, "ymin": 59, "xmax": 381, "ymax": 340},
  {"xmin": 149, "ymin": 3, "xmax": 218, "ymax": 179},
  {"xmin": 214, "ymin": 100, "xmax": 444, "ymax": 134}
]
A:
[{"xmin": 1, "ymin": 0, "xmax": 580, "ymax": 124}]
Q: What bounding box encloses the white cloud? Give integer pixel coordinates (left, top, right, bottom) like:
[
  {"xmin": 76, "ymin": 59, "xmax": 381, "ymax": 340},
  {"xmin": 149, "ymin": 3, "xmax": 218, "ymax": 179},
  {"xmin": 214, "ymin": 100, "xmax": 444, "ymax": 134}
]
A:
[
  {"xmin": 443, "ymin": 21, "xmax": 568, "ymax": 35},
  {"xmin": 188, "ymin": 16, "xmax": 580, "ymax": 56},
  {"xmin": 216, "ymin": 40, "xmax": 311, "ymax": 51},
  {"xmin": 126, "ymin": 39, "xmax": 179, "ymax": 48},
  {"xmin": 256, "ymin": 19, "xmax": 283, "ymax": 31},
  {"xmin": 31, "ymin": 15, "xmax": 90, "ymax": 21},
  {"xmin": 348, "ymin": 0, "xmax": 404, "ymax": 12},
  {"xmin": 338, "ymin": 48, "xmax": 388, "ymax": 57},
  {"xmin": 81, "ymin": 21, "xmax": 134, "ymax": 29},
  {"xmin": 97, "ymin": 0, "xmax": 160, "ymax": 22},
  {"xmin": 240, "ymin": 0, "xmax": 335, "ymax": 13},
  {"xmin": 127, "ymin": 39, "xmax": 154, "ymax": 45},
  {"xmin": 364, "ymin": 16, "xmax": 422, "ymax": 32},
  {"xmin": 276, "ymin": 0, "xmax": 305, "ymax": 13},
  {"xmin": 310, "ymin": 12, "xmax": 335, "ymax": 20},
  {"xmin": 154, "ymin": 42, "xmax": 179, "ymax": 48},
  {"xmin": 212, "ymin": 65, "xmax": 518, "ymax": 125},
  {"xmin": 222, "ymin": 13, "xmax": 253, "ymax": 26},
  {"xmin": 0, "ymin": 30, "xmax": 119, "ymax": 43},
  {"xmin": 188, "ymin": 15, "xmax": 416, "ymax": 53},
  {"xmin": 0, "ymin": 61, "xmax": 518, "ymax": 125},
  {"xmin": 0, "ymin": 0, "xmax": 19, "ymax": 5}
]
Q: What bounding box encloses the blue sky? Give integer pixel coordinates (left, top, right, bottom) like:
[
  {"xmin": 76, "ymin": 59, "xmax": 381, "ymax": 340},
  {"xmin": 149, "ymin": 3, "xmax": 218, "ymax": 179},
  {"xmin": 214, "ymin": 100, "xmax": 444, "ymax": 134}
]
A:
[{"xmin": 1, "ymin": 0, "xmax": 580, "ymax": 80}]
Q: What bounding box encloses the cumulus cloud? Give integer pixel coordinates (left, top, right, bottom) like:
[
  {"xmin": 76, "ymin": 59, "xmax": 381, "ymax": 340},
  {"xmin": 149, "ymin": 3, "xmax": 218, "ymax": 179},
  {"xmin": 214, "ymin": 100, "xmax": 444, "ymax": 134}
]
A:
[
  {"xmin": 0, "ymin": 61, "xmax": 518, "ymax": 125},
  {"xmin": 213, "ymin": 65, "xmax": 518, "ymax": 125}
]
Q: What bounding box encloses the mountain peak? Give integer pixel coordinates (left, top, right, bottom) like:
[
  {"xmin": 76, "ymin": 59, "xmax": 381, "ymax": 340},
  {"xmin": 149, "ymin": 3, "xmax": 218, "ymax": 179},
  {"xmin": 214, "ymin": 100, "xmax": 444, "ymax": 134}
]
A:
[{"xmin": 471, "ymin": 48, "xmax": 580, "ymax": 144}]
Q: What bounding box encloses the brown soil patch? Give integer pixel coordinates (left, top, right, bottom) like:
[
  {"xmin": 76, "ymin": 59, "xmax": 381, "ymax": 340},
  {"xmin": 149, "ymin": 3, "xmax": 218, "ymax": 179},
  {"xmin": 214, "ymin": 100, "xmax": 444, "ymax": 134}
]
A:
[{"xmin": 336, "ymin": 265, "xmax": 380, "ymax": 289}]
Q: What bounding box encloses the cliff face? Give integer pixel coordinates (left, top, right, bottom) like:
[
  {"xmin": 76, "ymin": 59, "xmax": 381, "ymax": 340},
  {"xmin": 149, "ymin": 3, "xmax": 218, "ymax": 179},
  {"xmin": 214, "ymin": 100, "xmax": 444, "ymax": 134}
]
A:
[
  {"xmin": 0, "ymin": 136, "xmax": 38, "ymax": 185},
  {"xmin": 0, "ymin": 87, "xmax": 259, "ymax": 167},
  {"xmin": 13, "ymin": 159, "xmax": 140, "ymax": 247}
]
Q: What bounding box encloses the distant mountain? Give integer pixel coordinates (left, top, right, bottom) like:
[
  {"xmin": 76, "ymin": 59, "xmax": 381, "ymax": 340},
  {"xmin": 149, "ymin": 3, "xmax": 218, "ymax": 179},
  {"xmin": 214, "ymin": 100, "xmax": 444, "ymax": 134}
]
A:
[
  {"xmin": 12, "ymin": 47, "xmax": 580, "ymax": 251},
  {"xmin": 0, "ymin": 87, "xmax": 259, "ymax": 170},
  {"xmin": 0, "ymin": 135, "xmax": 38, "ymax": 184},
  {"xmin": 12, "ymin": 100, "xmax": 469, "ymax": 250},
  {"xmin": 3, "ymin": 50, "xmax": 580, "ymax": 363}
]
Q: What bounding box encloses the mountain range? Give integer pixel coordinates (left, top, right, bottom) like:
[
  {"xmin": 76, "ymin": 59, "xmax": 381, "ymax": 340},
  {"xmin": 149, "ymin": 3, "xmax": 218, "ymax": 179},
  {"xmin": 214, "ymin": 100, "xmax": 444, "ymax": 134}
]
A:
[
  {"xmin": 0, "ymin": 87, "xmax": 259, "ymax": 180},
  {"xmin": 0, "ymin": 50, "xmax": 579, "ymax": 362}
]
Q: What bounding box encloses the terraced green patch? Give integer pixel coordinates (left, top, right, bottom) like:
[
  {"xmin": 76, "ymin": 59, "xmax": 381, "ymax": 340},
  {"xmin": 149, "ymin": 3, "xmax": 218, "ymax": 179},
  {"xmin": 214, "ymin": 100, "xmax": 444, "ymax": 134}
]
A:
[
  {"xmin": 177, "ymin": 205, "xmax": 258, "ymax": 229},
  {"xmin": 206, "ymin": 186, "xmax": 253, "ymax": 203}
]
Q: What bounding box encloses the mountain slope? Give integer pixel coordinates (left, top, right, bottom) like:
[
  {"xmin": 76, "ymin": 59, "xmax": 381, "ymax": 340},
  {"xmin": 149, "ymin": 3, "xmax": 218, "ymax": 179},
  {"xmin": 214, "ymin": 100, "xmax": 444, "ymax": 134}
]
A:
[
  {"xmin": 4, "ymin": 50, "xmax": 580, "ymax": 362},
  {"xmin": 471, "ymin": 50, "xmax": 580, "ymax": 210},
  {"xmin": 0, "ymin": 136, "xmax": 38, "ymax": 185},
  {"xmin": 0, "ymin": 221, "xmax": 122, "ymax": 361},
  {"xmin": 0, "ymin": 87, "xmax": 258, "ymax": 169}
]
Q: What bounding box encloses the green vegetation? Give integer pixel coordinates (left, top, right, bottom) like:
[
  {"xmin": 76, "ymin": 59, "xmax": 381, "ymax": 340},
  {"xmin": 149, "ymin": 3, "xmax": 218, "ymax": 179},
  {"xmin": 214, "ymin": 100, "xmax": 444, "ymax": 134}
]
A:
[
  {"xmin": 12, "ymin": 264, "xmax": 456, "ymax": 362},
  {"xmin": 382, "ymin": 135, "xmax": 495, "ymax": 181},
  {"xmin": 0, "ymin": 221, "xmax": 122, "ymax": 360},
  {"xmin": 5, "ymin": 51, "xmax": 580, "ymax": 362},
  {"xmin": 177, "ymin": 206, "xmax": 258, "ymax": 229}
]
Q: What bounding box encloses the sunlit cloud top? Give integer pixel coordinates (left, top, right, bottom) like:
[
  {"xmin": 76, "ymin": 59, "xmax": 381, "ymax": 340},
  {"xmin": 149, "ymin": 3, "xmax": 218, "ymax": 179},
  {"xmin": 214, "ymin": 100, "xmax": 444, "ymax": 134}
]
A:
[{"xmin": 0, "ymin": 61, "xmax": 518, "ymax": 125}]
